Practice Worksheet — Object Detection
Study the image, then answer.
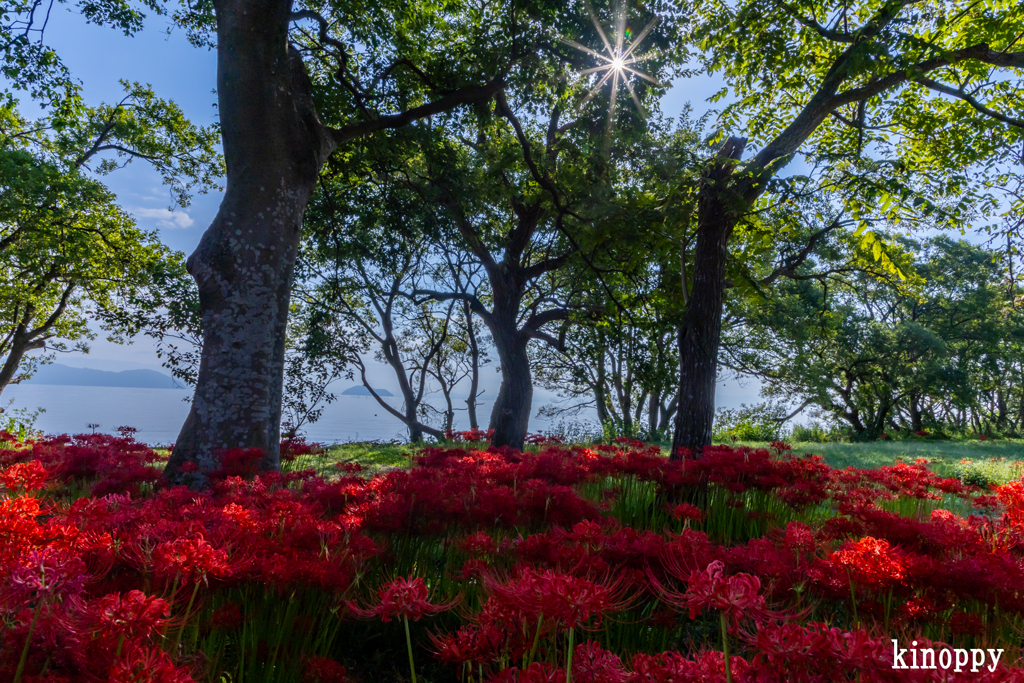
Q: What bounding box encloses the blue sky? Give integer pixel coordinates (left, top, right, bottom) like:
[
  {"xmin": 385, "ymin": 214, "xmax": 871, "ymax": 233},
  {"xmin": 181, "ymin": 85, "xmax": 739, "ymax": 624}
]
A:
[{"xmin": 14, "ymin": 5, "xmax": 763, "ymax": 414}]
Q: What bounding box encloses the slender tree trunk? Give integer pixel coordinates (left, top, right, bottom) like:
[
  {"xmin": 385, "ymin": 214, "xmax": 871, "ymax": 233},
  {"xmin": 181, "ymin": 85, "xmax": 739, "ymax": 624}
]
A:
[
  {"xmin": 670, "ymin": 138, "xmax": 746, "ymax": 460},
  {"xmin": 594, "ymin": 338, "xmax": 609, "ymax": 425},
  {"xmin": 463, "ymin": 301, "xmax": 481, "ymax": 430},
  {"xmin": 648, "ymin": 391, "xmax": 659, "ymax": 436},
  {"xmin": 165, "ymin": 0, "xmax": 335, "ymax": 485},
  {"xmin": 909, "ymin": 392, "xmax": 923, "ymax": 432}
]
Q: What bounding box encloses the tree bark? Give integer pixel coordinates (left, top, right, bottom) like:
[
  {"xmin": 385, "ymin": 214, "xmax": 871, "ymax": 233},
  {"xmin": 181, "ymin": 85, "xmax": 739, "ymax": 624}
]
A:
[
  {"xmin": 909, "ymin": 391, "xmax": 923, "ymax": 432},
  {"xmin": 0, "ymin": 337, "xmax": 44, "ymax": 396},
  {"xmin": 463, "ymin": 300, "xmax": 481, "ymax": 430},
  {"xmin": 488, "ymin": 320, "xmax": 532, "ymax": 450},
  {"xmin": 594, "ymin": 334, "xmax": 609, "ymax": 425},
  {"xmin": 485, "ymin": 263, "xmax": 533, "ymax": 449},
  {"xmin": 165, "ymin": 0, "xmax": 335, "ymax": 484},
  {"xmin": 670, "ymin": 137, "xmax": 746, "ymax": 460}
]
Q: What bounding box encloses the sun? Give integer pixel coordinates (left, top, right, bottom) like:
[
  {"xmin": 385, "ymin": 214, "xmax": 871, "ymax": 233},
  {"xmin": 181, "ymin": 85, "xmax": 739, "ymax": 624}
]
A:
[{"xmin": 559, "ymin": 0, "xmax": 662, "ymax": 131}]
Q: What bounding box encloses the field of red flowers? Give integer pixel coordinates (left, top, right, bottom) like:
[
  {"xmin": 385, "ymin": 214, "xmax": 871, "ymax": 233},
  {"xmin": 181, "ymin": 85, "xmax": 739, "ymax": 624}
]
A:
[{"xmin": 2, "ymin": 428, "xmax": 1023, "ymax": 682}]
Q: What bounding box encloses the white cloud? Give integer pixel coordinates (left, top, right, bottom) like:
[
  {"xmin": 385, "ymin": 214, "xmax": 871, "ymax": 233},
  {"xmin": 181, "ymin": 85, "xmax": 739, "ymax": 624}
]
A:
[{"xmin": 129, "ymin": 207, "xmax": 195, "ymax": 230}]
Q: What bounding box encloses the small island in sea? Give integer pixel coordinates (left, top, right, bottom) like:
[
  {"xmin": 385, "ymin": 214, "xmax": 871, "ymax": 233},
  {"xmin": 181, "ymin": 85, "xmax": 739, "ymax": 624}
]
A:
[{"xmin": 340, "ymin": 385, "xmax": 394, "ymax": 397}]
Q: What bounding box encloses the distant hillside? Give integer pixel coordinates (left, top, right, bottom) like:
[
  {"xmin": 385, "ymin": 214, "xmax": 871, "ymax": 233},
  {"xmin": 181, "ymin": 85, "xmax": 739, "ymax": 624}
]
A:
[
  {"xmin": 341, "ymin": 385, "xmax": 394, "ymax": 397},
  {"xmin": 24, "ymin": 364, "xmax": 183, "ymax": 389}
]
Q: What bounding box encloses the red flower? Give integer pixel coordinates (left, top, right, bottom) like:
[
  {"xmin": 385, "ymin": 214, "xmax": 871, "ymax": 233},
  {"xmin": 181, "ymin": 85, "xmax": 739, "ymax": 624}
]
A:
[
  {"xmin": 669, "ymin": 503, "xmax": 703, "ymax": 523},
  {"xmin": 827, "ymin": 537, "xmax": 906, "ymax": 591},
  {"xmin": 303, "ymin": 656, "xmax": 349, "ymax": 683},
  {"xmin": 82, "ymin": 590, "xmax": 170, "ymax": 642},
  {"xmin": 0, "ymin": 460, "xmax": 49, "ymax": 492},
  {"xmin": 782, "ymin": 521, "xmax": 815, "ymax": 554},
  {"xmin": 653, "ymin": 560, "xmax": 766, "ymax": 634},
  {"xmin": 108, "ymin": 642, "xmax": 196, "ymax": 682},
  {"xmin": 348, "ymin": 576, "xmax": 457, "ymax": 622},
  {"xmin": 152, "ymin": 535, "xmax": 232, "ymax": 584},
  {"xmin": 483, "ymin": 567, "xmax": 628, "ymax": 630}
]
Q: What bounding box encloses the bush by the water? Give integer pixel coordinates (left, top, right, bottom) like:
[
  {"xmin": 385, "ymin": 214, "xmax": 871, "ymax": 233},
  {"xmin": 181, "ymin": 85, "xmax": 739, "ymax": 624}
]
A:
[{"xmin": 2, "ymin": 430, "xmax": 1024, "ymax": 681}]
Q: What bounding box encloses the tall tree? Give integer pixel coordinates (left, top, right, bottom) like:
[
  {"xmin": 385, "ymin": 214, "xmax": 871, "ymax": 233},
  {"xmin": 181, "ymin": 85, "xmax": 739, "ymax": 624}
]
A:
[
  {"xmin": 160, "ymin": 0, "xmax": 676, "ymax": 482},
  {"xmin": 161, "ymin": 0, "xmax": 524, "ymax": 483},
  {"xmin": 669, "ymin": 0, "xmax": 1024, "ymax": 456},
  {"xmin": 0, "ymin": 94, "xmax": 219, "ymax": 395}
]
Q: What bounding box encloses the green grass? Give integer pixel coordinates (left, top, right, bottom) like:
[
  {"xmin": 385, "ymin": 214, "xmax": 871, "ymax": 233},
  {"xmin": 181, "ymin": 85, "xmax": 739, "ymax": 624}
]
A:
[
  {"xmin": 732, "ymin": 438, "xmax": 1024, "ymax": 484},
  {"xmin": 317, "ymin": 441, "xmax": 417, "ymax": 473}
]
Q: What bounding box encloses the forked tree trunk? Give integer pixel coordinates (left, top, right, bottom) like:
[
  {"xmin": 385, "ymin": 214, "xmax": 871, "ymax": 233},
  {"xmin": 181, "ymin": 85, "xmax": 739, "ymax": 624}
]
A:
[
  {"xmin": 670, "ymin": 138, "xmax": 746, "ymax": 460},
  {"xmin": 164, "ymin": 0, "xmax": 335, "ymax": 485}
]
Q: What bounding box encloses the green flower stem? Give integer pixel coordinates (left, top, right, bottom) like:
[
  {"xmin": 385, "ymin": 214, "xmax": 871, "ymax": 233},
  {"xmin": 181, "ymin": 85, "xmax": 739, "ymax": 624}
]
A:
[
  {"xmin": 13, "ymin": 600, "xmax": 43, "ymax": 683},
  {"xmin": 720, "ymin": 612, "xmax": 732, "ymax": 683},
  {"xmin": 173, "ymin": 580, "xmax": 202, "ymax": 656},
  {"xmin": 404, "ymin": 615, "xmax": 417, "ymax": 683},
  {"xmin": 565, "ymin": 627, "xmax": 575, "ymax": 683},
  {"xmin": 526, "ymin": 613, "xmax": 544, "ymax": 668}
]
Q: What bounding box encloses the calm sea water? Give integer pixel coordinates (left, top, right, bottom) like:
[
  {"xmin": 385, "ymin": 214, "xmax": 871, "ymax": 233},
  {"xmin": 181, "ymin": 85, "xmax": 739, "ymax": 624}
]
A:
[{"xmin": 2, "ymin": 384, "xmax": 565, "ymax": 446}]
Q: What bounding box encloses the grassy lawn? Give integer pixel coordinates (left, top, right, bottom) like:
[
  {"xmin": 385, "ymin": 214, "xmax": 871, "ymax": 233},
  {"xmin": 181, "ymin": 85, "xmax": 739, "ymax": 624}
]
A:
[
  {"xmin": 735, "ymin": 438, "xmax": 1024, "ymax": 485},
  {"xmin": 286, "ymin": 437, "xmax": 1024, "ymax": 486},
  {"xmin": 283, "ymin": 441, "xmax": 419, "ymax": 477}
]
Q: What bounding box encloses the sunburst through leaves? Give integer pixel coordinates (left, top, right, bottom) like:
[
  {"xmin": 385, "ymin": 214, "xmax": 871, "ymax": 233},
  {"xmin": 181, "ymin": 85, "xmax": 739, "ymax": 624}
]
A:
[{"xmin": 559, "ymin": 0, "xmax": 662, "ymax": 135}]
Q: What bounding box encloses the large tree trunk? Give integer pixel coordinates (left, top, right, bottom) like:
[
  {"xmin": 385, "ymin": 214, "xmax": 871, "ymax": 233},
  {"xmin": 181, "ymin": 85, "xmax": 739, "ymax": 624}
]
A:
[
  {"xmin": 488, "ymin": 330, "xmax": 532, "ymax": 450},
  {"xmin": 165, "ymin": 0, "xmax": 335, "ymax": 485},
  {"xmin": 670, "ymin": 138, "xmax": 746, "ymax": 460}
]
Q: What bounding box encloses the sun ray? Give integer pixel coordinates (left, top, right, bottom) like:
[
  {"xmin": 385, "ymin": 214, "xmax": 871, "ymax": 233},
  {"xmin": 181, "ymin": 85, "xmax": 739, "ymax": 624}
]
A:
[
  {"xmin": 578, "ymin": 67, "xmax": 618, "ymax": 110},
  {"xmin": 621, "ymin": 17, "xmax": 659, "ymax": 61},
  {"xmin": 622, "ymin": 74, "xmax": 647, "ymax": 119},
  {"xmin": 614, "ymin": 0, "xmax": 626, "ymax": 55},
  {"xmin": 607, "ymin": 69, "xmax": 621, "ymax": 133},
  {"xmin": 561, "ymin": 1, "xmax": 660, "ymax": 135},
  {"xmin": 622, "ymin": 65, "xmax": 662, "ymax": 86},
  {"xmin": 585, "ymin": 0, "xmax": 615, "ymax": 58},
  {"xmin": 558, "ymin": 37, "xmax": 613, "ymax": 64}
]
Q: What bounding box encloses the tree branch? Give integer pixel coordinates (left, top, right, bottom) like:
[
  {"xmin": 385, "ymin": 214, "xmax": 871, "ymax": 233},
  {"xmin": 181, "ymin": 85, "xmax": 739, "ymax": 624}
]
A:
[
  {"xmin": 330, "ymin": 80, "xmax": 504, "ymax": 145},
  {"xmin": 914, "ymin": 76, "xmax": 1024, "ymax": 128}
]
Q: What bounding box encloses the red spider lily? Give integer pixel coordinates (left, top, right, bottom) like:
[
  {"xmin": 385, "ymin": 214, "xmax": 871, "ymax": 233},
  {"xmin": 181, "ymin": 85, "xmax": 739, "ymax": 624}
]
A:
[
  {"xmin": 996, "ymin": 481, "xmax": 1024, "ymax": 531},
  {"xmin": 490, "ymin": 662, "xmax": 565, "ymax": 683},
  {"xmin": 570, "ymin": 640, "xmax": 629, "ymax": 683},
  {"xmin": 302, "ymin": 656, "xmax": 349, "ymax": 683},
  {"xmin": 482, "ymin": 567, "xmax": 630, "ymax": 630},
  {"xmin": 431, "ymin": 620, "xmax": 508, "ymax": 665},
  {"xmin": 79, "ymin": 590, "xmax": 170, "ymax": 643},
  {"xmin": 108, "ymin": 642, "xmax": 196, "ymax": 682},
  {"xmin": 0, "ymin": 460, "xmax": 49, "ymax": 492},
  {"xmin": 348, "ymin": 576, "xmax": 457, "ymax": 623},
  {"xmin": 781, "ymin": 521, "xmax": 815, "ymax": 555},
  {"xmin": 152, "ymin": 535, "xmax": 232, "ymax": 585},
  {"xmin": 630, "ymin": 650, "xmax": 748, "ymax": 682},
  {"xmin": 651, "ymin": 560, "xmax": 767, "ymax": 634},
  {"xmin": 0, "ymin": 495, "xmax": 47, "ymax": 566},
  {"xmin": 827, "ymin": 537, "xmax": 907, "ymax": 592},
  {"xmin": 669, "ymin": 503, "xmax": 702, "ymax": 523},
  {"xmin": 6, "ymin": 548, "xmax": 88, "ymax": 605},
  {"xmin": 461, "ymin": 531, "xmax": 496, "ymax": 555}
]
